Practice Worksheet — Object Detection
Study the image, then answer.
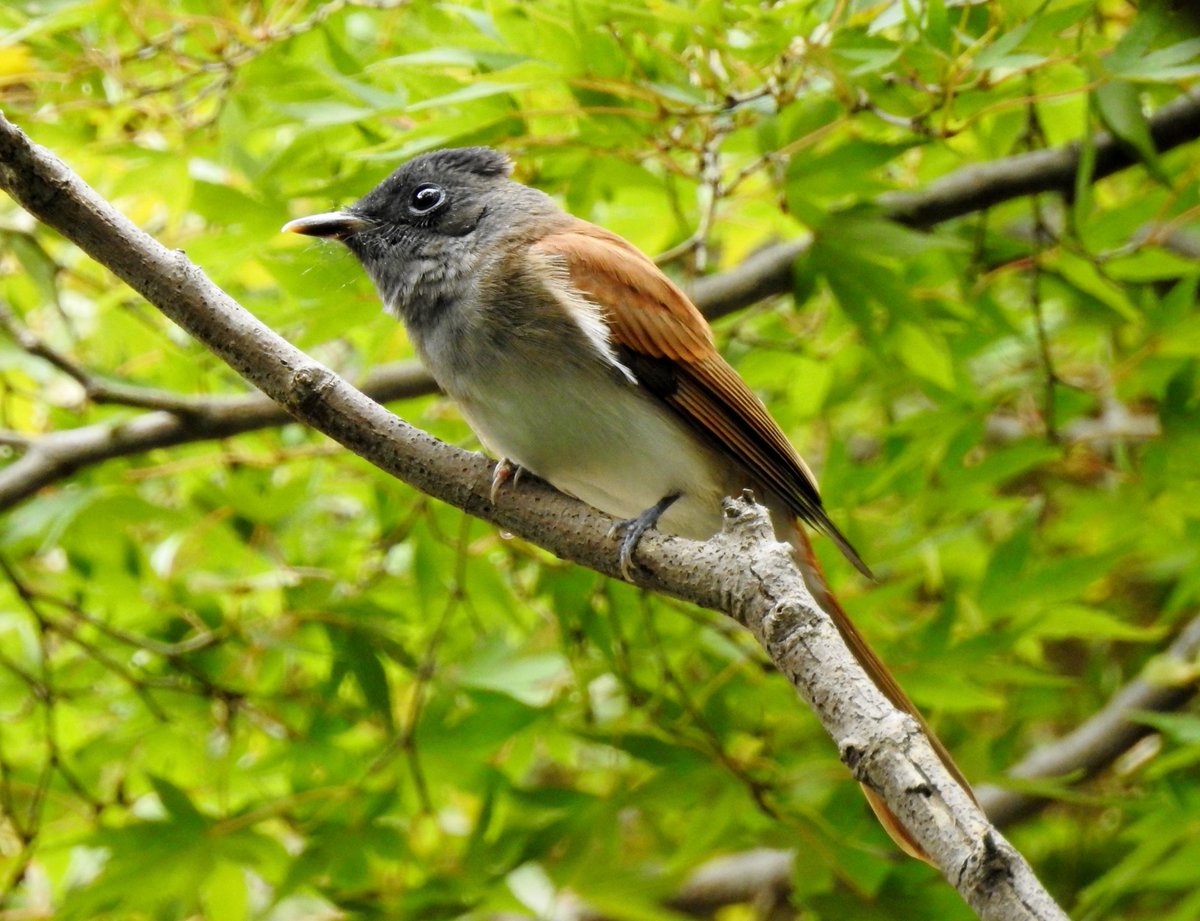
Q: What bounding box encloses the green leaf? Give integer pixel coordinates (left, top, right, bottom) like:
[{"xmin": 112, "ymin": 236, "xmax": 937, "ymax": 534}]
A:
[
  {"xmin": 1105, "ymin": 6, "xmax": 1200, "ymax": 82},
  {"xmin": 404, "ymin": 80, "xmax": 533, "ymax": 112},
  {"xmin": 1132, "ymin": 710, "xmax": 1200, "ymax": 745},
  {"xmin": 146, "ymin": 775, "xmax": 206, "ymax": 826},
  {"xmin": 1072, "ymin": 95, "xmax": 1097, "ymax": 224},
  {"xmin": 925, "ymin": 0, "xmax": 951, "ymax": 53},
  {"xmin": 345, "ymin": 631, "xmax": 396, "ymax": 731},
  {"xmin": 787, "ymin": 141, "xmax": 918, "ymax": 202},
  {"xmin": 1106, "ymin": 12, "xmax": 1161, "ymax": 70},
  {"xmin": 276, "ymin": 100, "xmax": 391, "ymax": 128},
  {"xmin": 201, "ymin": 861, "xmax": 249, "ymax": 921},
  {"xmin": 972, "ymin": 18, "xmax": 1040, "ymax": 71},
  {"xmin": 1046, "ymin": 250, "xmax": 1141, "ymax": 320},
  {"xmin": 1093, "ymin": 80, "xmax": 1170, "ymax": 185},
  {"xmin": 902, "ymin": 672, "xmax": 1006, "ymax": 712},
  {"xmin": 893, "ymin": 321, "xmax": 957, "ymax": 391},
  {"xmin": 1028, "ymin": 605, "xmax": 1164, "ymax": 643},
  {"xmin": 458, "ymin": 641, "xmax": 568, "ymax": 707}
]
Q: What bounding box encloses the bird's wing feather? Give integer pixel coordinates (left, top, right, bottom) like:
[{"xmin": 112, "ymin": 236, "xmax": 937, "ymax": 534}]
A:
[{"xmin": 532, "ymin": 220, "xmax": 869, "ymax": 577}]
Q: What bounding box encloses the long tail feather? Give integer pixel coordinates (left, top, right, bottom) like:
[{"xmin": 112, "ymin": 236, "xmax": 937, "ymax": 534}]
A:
[{"xmin": 782, "ymin": 520, "xmax": 976, "ymax": 863}]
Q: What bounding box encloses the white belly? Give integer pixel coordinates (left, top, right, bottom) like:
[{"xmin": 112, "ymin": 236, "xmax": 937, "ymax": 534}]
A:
[{"xmin": 455, "ymin": 361, "xmax": 732, "ymax": 540}]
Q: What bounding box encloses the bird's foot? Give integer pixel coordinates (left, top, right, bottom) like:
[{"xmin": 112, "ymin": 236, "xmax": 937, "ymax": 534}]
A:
[
  {"xmin": 607, "ymin": 493, "xmax": 680, "ymax": 581},
  {"xmin": 490, "ymin": 457, "xmax": 525, "ymax": 503}
]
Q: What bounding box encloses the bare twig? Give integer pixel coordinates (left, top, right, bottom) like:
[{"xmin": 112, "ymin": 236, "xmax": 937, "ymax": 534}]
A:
[
  {"xmin": 0, "ymin": 359, "xmax": 432, "ymax": 511},
  {"xmin": 0, "ymin": 298, "xmax": 227, "ymax": 413},
  {"xmin": 1022, "ymin": 97, "xmax": 1061, "ymax": 442}
]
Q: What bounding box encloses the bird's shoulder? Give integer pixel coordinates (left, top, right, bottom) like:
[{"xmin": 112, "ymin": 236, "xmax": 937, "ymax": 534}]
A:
[{"xmin": 529, "ymin": 219, "xmax": 715, "ymax": 363}]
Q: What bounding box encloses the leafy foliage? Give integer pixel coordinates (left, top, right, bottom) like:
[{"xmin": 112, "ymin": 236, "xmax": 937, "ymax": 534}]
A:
[{"xmin": 1, "ymin": 0, "xmax": 1199, "ymax": 918}]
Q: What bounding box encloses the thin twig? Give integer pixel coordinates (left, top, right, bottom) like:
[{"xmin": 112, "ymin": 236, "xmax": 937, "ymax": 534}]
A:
[{"xmin": 1022, "ymin": 93, "xmax": 1061, "ymax": 442}]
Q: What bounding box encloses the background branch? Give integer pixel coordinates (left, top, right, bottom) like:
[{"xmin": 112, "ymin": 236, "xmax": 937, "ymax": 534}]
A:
[
  {"xmin": 977, "ymin": 612, "xmax": 1200, "ymax": 827},
  {"xmin": 0, "ymin": 113, "xmax": 1067, "ymax": 921},
  {"xmin": 694, "ymin": 88, "xmax": 1200, "ymax": 320},
  {"xmin": 0, "ymin": 359, "xmax": 432, "ymax": 512}
]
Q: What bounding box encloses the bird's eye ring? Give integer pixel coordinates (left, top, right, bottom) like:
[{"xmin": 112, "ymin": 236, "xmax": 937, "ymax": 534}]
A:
[{"xmin": 410, "ymin": 183, "xmax": 446, "ymax": 215}]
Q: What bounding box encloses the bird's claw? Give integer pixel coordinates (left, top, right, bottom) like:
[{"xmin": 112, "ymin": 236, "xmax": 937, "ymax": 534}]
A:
[
  {"xmin": 490, "ymin": 458, "xmax": 524, "ymax": 503},
  {"xmin": 607, "ymin": 518, "xmax": 646, "ymax": 582},
  {"xmin": 607, "ymin": 493, "xmax": 681, "ymax": 582}
]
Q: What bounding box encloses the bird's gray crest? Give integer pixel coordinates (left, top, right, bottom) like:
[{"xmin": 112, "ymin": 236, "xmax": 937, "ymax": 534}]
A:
[{"xmin": 413, "ymin": 146, "xmax": 513, "ymax": 178}]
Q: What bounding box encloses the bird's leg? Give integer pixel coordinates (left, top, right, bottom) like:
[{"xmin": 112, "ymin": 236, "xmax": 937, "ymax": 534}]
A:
[
  {"xmin": 490, "ymin": 457, "xmax": 524, "ymax": 503},
  {"xmin": 607, "ymin": 493, "xmax": 680, "ymax": 581}
]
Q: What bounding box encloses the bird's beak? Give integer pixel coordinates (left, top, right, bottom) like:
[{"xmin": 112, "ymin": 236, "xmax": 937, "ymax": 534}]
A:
[{"xmin": 282, "ymin": 211, "xmax": 371, "ymax": 239}]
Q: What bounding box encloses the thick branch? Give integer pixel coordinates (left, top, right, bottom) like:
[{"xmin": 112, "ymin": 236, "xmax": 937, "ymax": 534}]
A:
[{"xmin": 0, "ymin": 114, "xmax": 1067, "ymax": 921}]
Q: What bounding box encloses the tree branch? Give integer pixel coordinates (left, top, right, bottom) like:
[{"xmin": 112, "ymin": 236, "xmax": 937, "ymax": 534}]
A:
[
  {"xmin": 0, "ymin": 114, "xmax": 1067, "ymax": 920},
  {"xmin": 878, "ymin": 89, "xmax": 1200, "ymax": 228},
  {"xmin": 977, "ymin": 612, "xmax": 1200, "ymax": 827},
  {"xmin": 0, "ymin": 359, "xmax": 432, "ymax": 512}
]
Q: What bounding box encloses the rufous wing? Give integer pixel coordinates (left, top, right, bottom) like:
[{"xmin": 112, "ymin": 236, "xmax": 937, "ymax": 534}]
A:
[{"xmin": 532, "ymin": 220, "xmax": 870, "ymax": 577}]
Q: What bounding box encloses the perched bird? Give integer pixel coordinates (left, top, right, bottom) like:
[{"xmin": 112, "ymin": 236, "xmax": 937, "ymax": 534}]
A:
[{"xmin": 284, "ymin": 146, "xmax": 971, "ymax": 861}]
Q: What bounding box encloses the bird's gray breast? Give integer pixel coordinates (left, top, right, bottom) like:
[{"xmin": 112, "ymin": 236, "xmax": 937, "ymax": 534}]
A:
[{"xmin": 407, "ymin": 277, "xmax": 728, "ymax": 539}]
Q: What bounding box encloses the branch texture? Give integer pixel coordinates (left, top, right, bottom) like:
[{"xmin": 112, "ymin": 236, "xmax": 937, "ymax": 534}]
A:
[{"xmin": 0, "ymin": 114, "xmax": 1068, "ymax": 921}]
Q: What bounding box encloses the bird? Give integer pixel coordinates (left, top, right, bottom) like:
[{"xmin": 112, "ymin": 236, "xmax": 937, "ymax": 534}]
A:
[{"xmin": 283, "ymin": 146, "xmax": 972, "ymax": 861}]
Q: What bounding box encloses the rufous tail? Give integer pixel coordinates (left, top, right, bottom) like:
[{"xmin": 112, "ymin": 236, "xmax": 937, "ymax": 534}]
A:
[{"xmin": 787, "ymin": 524, "xmax": 976, "ymax": 864}]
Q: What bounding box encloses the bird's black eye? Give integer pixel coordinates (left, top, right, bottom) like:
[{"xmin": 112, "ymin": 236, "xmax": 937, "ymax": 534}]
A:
[{"xmin": 409, "ymin": 183, "xmax": 446, "ymax": 215}]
